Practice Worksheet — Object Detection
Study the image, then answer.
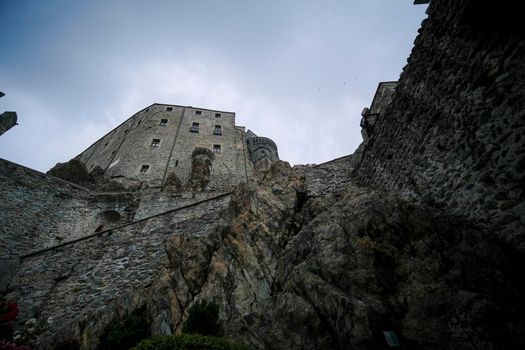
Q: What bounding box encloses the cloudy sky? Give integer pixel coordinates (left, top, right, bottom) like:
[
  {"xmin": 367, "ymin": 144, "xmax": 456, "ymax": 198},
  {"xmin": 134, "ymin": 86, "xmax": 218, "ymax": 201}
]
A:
[{"xmin": 0, "ymin": 0, "xmax": 427, "ymax": 172}]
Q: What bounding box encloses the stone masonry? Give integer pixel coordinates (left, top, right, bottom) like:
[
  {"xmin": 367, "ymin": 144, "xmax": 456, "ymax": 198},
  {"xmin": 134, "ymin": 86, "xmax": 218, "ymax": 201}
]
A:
[
  {"xmin": 352, "ymin": 0, "xmax": 525, "ymax": 250},
  {"xmin": 1, "ymin": 1, "xmax": 525, "ymax": 349},
  {"xmin": 77, "ymin": 104, "xmax": 279, "ymax": 192}
]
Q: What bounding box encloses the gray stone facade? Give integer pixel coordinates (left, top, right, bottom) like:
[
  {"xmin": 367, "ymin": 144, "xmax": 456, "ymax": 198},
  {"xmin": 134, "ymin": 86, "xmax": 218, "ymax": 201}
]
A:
[
  {"xmin": 360, "ymin": 81, "xmax": 397, "ymax": 141},
  {"xmin": 77, "ymin": 104, "xmax": 279, "ymax": 192}
]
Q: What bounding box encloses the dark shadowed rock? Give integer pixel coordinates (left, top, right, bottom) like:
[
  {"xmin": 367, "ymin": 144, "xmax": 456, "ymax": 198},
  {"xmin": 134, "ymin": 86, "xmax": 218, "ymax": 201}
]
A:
[{"xmin": 47, "ymin": 159, "xmax": 91, "ymax": 185}]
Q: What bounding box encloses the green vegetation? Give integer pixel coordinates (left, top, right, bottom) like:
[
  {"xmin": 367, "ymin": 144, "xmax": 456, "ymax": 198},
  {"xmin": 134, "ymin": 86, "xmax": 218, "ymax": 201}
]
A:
[
  {"xmin": 131, "ymin": 334, "xmax": 249, "ymax": 350},
  {"xmin": 182, "ymin": 301, "xmax": 223, "ymax": 337},
  {"xmin": 98, "ymin": 311, "xmax": 150, "ymax": 350},
  {"xmin": 100, "ymin": 301, "xmax": 244, "ymax": 350}
]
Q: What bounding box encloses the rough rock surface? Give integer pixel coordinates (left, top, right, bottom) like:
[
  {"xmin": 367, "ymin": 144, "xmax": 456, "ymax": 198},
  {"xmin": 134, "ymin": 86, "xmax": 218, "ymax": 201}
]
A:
[
  {"xmin": 47, "ymin": 159, "xmax": 126, "ymax": 192},
  {"xmin": 351, "ymin": 0, "xmax": 525, "ymax": 249},
  {"xmin": 146, "ymin": 161, "xmax": 524, "ymax": 350},
  {"xmin": 163, "ymin": 173, "xmax": 183, "ymax": 193}
]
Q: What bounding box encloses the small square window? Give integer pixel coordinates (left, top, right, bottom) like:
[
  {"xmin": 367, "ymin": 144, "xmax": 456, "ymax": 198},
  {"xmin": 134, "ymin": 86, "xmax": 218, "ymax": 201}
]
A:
[
  {"xmin": 160, "ymin": 119, "xmax": 168, "ymax": 126},
  {"xmin": 166, "ymin": 107, "xmax": 173, "ymax": 111},
  {"xmin": 145, "ymin": 108, "xmax": 149, "ymax": 112},
  {"xmin": 195, "ymin": 110, "xmax": 202, "ymax": 115},
  {"xmin": 190, "ymin": 122, "xmax": 199, "ymax": 133},
  {"xmin": 151, "ymin": 138, "xmax": 161, "ymax": 147},
  {"xmin": 213, "ymin": 144, "xmax": 221, "ymax": 153},
  {"xmin": 215, "ymin": 113, "xmax": 221, "ymax": 118},
  {"xmin": 140, "ymin": 165, "xmax": 150, "ymax": 173},
  {"xmin": 214, "ymin": 125, "xmax": 222, "ymax": 135}
]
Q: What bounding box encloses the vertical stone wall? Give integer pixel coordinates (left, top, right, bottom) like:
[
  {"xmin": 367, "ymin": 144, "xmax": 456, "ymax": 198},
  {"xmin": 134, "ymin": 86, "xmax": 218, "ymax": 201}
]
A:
[
  {"xmin": 105, "ymin": 105, "xmax": 185, "ymax": 188},
  {"xmin": 0, "ymin": 159, "xmax": 139, "ymax": 257},
  {"xmin": 352, "ymin": 0, "xmax": 525, "ymax": 247},
  {"xmin": 5, "ymin": 194, "xmax": 230, "ymax": 349},
  {"xmin": 77, "ymin": 104, "xmax": 250, "ymax": 192},
  {"xmin": 0, "ymin": 159, "xmax": 94, "ymax": 257},
  {"xmin": 164, "ymin": 107, "xmax": 247, "ymax": 191}
]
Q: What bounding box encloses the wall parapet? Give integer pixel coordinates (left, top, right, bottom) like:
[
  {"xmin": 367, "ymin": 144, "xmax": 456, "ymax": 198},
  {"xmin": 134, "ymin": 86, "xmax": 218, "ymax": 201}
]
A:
[{"xmin": 20, "ymin": 192, "xmax": 232, "ymax": 260}]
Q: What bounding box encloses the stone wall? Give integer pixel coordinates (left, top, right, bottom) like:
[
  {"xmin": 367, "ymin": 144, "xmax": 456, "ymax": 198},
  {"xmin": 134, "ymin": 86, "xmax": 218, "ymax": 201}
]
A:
[
  {"xmin": 77, "ymin": 104, "xmax": 251, "ymax": 192},
  {"xmin": 352, "ymin": 0, "xmax": 525, "ymax": 248},
  {"xmin": 134, "ymin": 191, "xmax": 231, "ymax": 220},
  {"xmin": 0, "ymin": 159, "xmax": 137, "ymax": 257},
  {"xmin": 360, "ymin": 81, "xmax": 397, "ymax": 142},
  {"xmin": 299, "ymin": 155, "xmax": 354, "ymax": 198},
  {"xmin": 6, "ymin": 193, "xmax": 231, "ymax": 349}
]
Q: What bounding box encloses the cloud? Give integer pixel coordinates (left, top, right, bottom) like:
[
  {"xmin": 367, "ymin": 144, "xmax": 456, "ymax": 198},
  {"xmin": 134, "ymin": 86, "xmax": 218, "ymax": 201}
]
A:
[{"xmin": 0, "ymin": 0, "xmax": 428, "ymax": 171}]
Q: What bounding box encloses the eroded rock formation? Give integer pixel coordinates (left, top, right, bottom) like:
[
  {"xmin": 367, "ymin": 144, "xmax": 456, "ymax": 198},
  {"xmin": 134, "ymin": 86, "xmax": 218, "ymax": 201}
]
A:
[{"xmin": 144, "ymin": 161, "xmax": 524, "ymax": 349}]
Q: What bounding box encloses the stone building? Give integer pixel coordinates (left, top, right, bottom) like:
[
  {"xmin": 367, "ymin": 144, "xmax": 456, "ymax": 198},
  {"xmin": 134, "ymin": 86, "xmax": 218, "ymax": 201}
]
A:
[
  {"xmin": 77, "ymin": 103, "xmax": 278, "ymax": 192},
  {"xmin": 246, "ymin": 130, "xmax": 279, "ymax": 171},
  {"xmin": 360, "ymin": 81, "xmax": 397, "ymax": 141},
  {"xmin": 2, "ymin": 0, "xmax": 524, "ymax": 348}
]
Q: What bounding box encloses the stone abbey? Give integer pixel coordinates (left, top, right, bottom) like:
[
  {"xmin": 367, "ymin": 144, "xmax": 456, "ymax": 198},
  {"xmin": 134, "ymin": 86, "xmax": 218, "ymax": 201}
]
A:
[
  {"xmin": 1, "ymin": 0, "xmax": 524, "ymax": 348},
  {"xmin": 77, "ymin": 103, "xmax": 279, "ymax": 192}
]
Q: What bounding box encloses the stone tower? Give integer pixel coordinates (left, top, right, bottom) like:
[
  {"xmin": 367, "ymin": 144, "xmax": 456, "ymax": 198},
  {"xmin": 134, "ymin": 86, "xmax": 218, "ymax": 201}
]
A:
[{"xmin": 246, "ymin": 130, "xmax": 279, "ymax": 171}]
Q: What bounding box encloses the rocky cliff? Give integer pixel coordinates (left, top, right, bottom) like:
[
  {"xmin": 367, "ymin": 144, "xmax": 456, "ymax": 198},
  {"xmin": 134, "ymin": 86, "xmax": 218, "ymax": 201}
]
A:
[
  {"xmin": 144, "ymin": 161, "xmax": 524, "ymax": 349},
  {"xmin": 2, "ymin": 0, "xmax": 525, "ymax": 349}
]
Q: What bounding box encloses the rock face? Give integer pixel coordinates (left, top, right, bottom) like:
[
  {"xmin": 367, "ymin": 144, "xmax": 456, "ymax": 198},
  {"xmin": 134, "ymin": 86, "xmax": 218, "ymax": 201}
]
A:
[
  {"xmin": 149, "ymin": 161, "xmax": 524, "ymax": 350},
  {"xmin": 47, "ymin": 159, "xmax": 126, "ymax": 192}
]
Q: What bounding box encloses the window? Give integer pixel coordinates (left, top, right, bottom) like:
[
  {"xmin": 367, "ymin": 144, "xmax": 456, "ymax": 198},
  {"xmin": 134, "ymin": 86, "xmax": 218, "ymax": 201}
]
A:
[
  {"xmin": 140, "ymin": 165, "xmax": 150, "ymax": 173},
  {"xmin": 213, "ymin": 144, "xmax": 221, "ymax": 153},
  {"xmin": 160, "ymin": 119, "xmax": 168, "ymax": 126},
  {"xmin": 195, "ymin": 110, "xmax": 202, "ymax": 115},
  {"xmin": 215, "ymin": 113, "xmax": 221, "ymax": 118},
  {"xmin": 213, "ymin": 125, "xmax": 222, "ymax": 135},
  {"xmin": 137, "ymin": 120, "xmax": 142, "ymax": 125},
  {"xmin": 151, "ymin": 138, "xmax": 160, "ymax": 147},
  {"xmin": 145, "ymin": 108, "xmax": 150, "ymax": 112},
  {"xmin": 175, "ymin": 160, "xmax": 179, "ymax": 167},
  {"xmin": 190, "ymin": 122, "xmax": 199, "ymax": 133},
  {"xmin": 166, "ymin": 107, "xmax": 173, "ymax": 111}
]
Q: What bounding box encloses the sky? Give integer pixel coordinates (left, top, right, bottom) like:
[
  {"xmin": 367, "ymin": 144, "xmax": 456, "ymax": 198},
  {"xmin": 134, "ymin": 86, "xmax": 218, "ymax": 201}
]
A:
[{"xmin": 0, "ymin": 0, "xmax": 428, "ymax": 172}]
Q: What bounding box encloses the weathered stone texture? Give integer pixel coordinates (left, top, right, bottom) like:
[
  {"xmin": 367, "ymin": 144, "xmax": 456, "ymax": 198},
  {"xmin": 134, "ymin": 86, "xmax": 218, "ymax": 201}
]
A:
[
  {"xmin": 352, "ymin": 0, "xmax": 525, "ymax": 248},
  {"xmin": 133, "ymin": 161, "xmax": 523, "ymax": 350},
  {"xmin": 6, "ymin": 194, "xmax": 230, "ymax": 349},
  {"xmin": 360, "ymin": 82, "xmax": 397, "ymax": 141},
  {"xmin": 299, "ymin": 155, "xmax": 354, "ymax": 197},
  {"xmin": 0, "ymin": 159, "xmax": 145, "ymax": 258},
  {"xmin": 76, "ymin": 105, "xmax": 255, "ymax": 192},
  {"xmin": 0, "ymin": 159, "xmax": 101, "ymax": 257},
  {"xmin": 2, "ymin": 1, "xmax": 525, "ymax": 349}
]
